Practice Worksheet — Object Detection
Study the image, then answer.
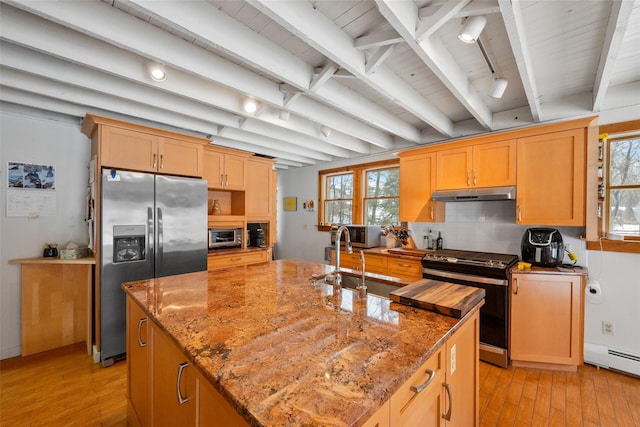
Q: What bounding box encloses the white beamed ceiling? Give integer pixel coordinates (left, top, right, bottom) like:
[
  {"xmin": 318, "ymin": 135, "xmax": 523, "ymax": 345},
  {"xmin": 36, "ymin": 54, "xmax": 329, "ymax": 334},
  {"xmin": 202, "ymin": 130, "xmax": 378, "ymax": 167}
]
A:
[{"xmin": 1, "ymin": 0, "xmax": 639, "ymax": 169}]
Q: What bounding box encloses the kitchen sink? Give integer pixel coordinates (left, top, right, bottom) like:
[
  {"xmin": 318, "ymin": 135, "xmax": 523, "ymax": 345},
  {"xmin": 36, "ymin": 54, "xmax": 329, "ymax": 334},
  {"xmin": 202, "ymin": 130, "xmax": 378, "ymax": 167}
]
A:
[{"xmin": 313, "ymin": 272, "xmax": 401, "ymax": 299}]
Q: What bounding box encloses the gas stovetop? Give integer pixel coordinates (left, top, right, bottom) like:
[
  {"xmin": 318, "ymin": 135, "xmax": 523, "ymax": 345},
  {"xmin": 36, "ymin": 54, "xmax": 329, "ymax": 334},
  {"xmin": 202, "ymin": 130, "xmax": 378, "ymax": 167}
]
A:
[{"xmin": 422, "ymin": 249, "xmax": 519, "ymax": 279}]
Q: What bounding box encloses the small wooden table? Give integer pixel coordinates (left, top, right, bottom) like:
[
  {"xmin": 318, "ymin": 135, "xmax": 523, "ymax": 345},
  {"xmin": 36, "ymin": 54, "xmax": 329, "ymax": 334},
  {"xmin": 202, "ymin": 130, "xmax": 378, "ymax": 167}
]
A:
[{"xmin": 8, "ymin": 256, "xmax": 95, "ymax": 356}]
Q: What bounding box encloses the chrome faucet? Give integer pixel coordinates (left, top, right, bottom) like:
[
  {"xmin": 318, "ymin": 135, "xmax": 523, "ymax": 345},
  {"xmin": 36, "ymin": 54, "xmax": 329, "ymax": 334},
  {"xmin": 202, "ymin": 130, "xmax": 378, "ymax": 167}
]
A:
[
  {"xmin": 357, "ymin": 250, "xmax": 367, "ymax": 298},
  {"xmin": 333, "ymin": 225, "xmax": 353, "ymax": 289}
]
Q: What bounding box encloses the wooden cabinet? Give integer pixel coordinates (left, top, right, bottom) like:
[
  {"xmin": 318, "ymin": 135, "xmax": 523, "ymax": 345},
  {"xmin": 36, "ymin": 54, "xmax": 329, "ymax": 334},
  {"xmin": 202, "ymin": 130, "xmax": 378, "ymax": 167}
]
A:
[
  {"xmin": 387, "ymin": 257, "xmax": 423, "ymax": 282},
  {"xmin": 153, "ymin": 327, "xmax": 197, "ymax": 426},
  {"xmin": 99, "ymin": 126, "xmax": 203, "ymax": 177},
  {"xmin": 126, "ymin": 299, "xmax": 151, "ymax": 427},
  {"xmin": 365, "ymin": 253, "xmax": 388, "ymax": 275},
  {"xmin": 510, "ymin": 272, "xmax": 585, "ymax": 369},
  {"xmin": 516, "ymin": 129, "xmax": 586, "ymax": 226},
  {"xmin": 203, "ymin": 147, "xmax": 248, "ymax": 190},
  {"xmin": 390, "ymin": 309, "xmax": 479, "ymax": 426},
  {"xmin": 436, "ymin": 140, "xmax": 516, "ymax": 190},
  {"xmin": 399, "ymin": 152, "xmax": 444, "ymax": 222},
  {"xmin": 208, "ymin": 249, "xmax": 271, "ymax": 271},
  {"xmin": 246, "ymin": 157, "xmax": 275, "ymax": 218},
  {"xmin": 196, "ymin": 370, "xmax": 249, "ymax": 426}
]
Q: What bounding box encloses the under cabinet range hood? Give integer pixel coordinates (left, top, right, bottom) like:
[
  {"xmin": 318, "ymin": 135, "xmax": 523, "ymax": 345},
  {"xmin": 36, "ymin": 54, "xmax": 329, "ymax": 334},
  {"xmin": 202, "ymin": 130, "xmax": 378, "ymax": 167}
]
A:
[{"xmin": 431, "ymin": 186, "xmax": 517, "ymax": 202}]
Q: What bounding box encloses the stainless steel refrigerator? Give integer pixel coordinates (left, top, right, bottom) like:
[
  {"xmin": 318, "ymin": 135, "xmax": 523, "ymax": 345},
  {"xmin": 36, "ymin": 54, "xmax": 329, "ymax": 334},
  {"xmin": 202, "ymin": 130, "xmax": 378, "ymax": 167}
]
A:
[{"xmin": 100, "ymin": 169, "xmax": 207, "ymax": 365}]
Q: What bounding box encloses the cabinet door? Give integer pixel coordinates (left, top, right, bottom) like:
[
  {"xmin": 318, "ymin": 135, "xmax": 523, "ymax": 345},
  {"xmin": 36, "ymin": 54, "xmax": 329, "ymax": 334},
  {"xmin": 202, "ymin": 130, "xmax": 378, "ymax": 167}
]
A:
[
  {"xmin": 510, "ymin": 273, "xmax": 584, "ymax": 365},
  {"xmin": 223, "ymin": 153, "xmax": 247, "ymax": 190},
  {"xmin": 246, "ymin": 159, "xmax": 273, "ymax": 218},
  {"xmin": 400, "ymin": 153, "xmax": 444, "ymax": 222},
  {"xmin": 203, "ymin": 149, "xmax": 224, "ymax": 189},
  {"xmin": 126, "ymin": 299, "xmax": 151, "ymax": 427},
  {"xmin": 516, "ymin": 129, "xmax": 586, "ymax": 225},
  {"xmin": 152, "ymin": 325, "xmax": 196, "ymax": 426},
  {"xmin": 340, "ymin": 252, "xmax": 362, "ymax": 270},
  {"xmin": 197, "ymin": 371, "xmax": 249, "ymax": 426},
  {"xmin": 365, "ymin": 253, "xmax": 388, "ymax": 275},
  {"xmin": 473, "ymin": 140, "xmax": 516, "ymax": 188},
  {"xmin": 100, "ymin": 126, "xmax": 157, "ymax": 172},
  {"xmin": 158, "ymin": 137, "xmax": 203, "ymax": 178},
  {"xmin": 436, "ymin": 146, "xmax": 473, "ymax": 190},
  {"xmin": 390, "ymin": 348, "xmax": 444, "ymax": 426},
  {"xmin": 445, "ymin": 310, "xmax": 479, "ymax": 427}
]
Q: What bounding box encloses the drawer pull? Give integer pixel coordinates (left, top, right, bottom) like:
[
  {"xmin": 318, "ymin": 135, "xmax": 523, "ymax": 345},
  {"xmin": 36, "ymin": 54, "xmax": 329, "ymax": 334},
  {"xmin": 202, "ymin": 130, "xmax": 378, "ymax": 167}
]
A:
[
  {"xmin": 410, "ymin": 368, "xmax": 436, "ymax": 394},
  {"xmin": 397, "ymin": 263, "xmax": 411, "ymax": 267},
  {"xmin": 176, "ymin": 362, "xmax": 190, "ymax": 404},
  {"xmin": 513, "ymin": 277, "xmax": 519, "ymax": 295},
  {"xmin": 152, "ymin": 153, "xmax": 157, "ymax": 169},
  {"xmin": 136, "ymin": 318, "xmax": 147, "ymax": 347},
  {"xmin": 230, "ymin": 257, "xmax": 242, "ymax": 261}
]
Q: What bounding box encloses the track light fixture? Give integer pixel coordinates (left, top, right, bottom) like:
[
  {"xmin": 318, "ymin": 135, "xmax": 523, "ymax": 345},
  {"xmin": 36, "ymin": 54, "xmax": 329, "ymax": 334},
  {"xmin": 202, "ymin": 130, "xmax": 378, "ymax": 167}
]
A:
[
  {"xmin": 477, "ymin": 38, "xmax": 508, "ymax": 99},
  {"xmin": 147, "ymin": 61, "xmax": 167, "ymax": 82},
  {"xmin": 320, "ymin": 126, "xmax": 332, "ymax": 137},
  {"xmin": 458, "ymin": 15, "xmax": 486, "ymax": 44},
  {"xmin": 243, "ymin": 99, "xmax": 257, "ymax": 114}
]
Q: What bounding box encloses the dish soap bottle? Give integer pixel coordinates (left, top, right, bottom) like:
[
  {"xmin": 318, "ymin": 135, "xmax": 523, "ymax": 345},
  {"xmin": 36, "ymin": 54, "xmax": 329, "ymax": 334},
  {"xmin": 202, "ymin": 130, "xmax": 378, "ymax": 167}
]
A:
[
  {"xmin": 436, "ymin": 232, "xmax": 443, "ymax": 250},
  {"xmin": 423, "ymin": 234, "xmax": 429, "ymax": 250}
]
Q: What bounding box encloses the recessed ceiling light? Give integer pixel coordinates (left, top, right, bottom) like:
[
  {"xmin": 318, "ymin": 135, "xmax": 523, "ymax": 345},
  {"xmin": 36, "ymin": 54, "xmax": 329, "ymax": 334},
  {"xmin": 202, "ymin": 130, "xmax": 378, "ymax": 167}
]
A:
[
  {"xmin": 243, "ymin": 99, "xmax": 257, "ymax": 114},
  {"xmin": 147, "ymin": 61, "xmax": 167, "ymax": 82}
]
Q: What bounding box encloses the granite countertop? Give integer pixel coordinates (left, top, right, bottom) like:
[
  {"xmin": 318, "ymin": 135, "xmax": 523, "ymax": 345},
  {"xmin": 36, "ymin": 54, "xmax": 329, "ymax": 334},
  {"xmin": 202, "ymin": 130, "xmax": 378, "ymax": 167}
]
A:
[
  {"xmin": 208, "ymin": 246, "xmax": 271, "ymax": 256},
  {"xmin": 122, "ymin": 259, "xmax": 481, "ymax": 427},
  {"xmin": 511, "ymin": 264, "xmax": 589, "ymax": 276}
]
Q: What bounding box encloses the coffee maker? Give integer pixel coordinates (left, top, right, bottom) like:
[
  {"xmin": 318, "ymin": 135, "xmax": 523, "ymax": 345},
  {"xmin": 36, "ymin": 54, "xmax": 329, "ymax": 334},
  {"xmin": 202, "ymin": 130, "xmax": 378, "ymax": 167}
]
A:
[
  {"xmin": 521, "ymin": 228, "xmax": 564, "ymax": 267},
  {"xmin": 249, "ymin": 228, "xmax": 265, "ymax": 247}
]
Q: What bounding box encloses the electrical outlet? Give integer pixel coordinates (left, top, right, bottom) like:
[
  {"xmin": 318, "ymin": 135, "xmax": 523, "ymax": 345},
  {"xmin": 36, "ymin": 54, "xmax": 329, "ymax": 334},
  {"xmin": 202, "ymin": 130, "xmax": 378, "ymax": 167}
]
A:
[
  {"xmin": 450, "ymin": 344, "xmax": 457, "ymax": 375},
  {"xmin": 602, "ymin": 321, "xmax": 615, "ymax": 335}
]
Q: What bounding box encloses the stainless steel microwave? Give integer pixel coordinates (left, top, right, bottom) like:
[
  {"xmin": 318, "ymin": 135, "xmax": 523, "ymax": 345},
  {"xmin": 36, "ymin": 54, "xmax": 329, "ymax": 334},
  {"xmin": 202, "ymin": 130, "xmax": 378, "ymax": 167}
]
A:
[
  {"xmin": 330, "ymin": 225, "xmax": 381, "ymax": 248},
  {"xmin": 208, "ymin": 228, "xmax": 242, "ymax": 249}
]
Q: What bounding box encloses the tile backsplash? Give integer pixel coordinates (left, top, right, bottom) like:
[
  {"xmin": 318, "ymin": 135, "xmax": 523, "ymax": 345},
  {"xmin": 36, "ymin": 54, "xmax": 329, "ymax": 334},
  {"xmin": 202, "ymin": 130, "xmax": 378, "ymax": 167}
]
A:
[{"xmin": 408, "ymin": 201, "xmax": 586, "ymax": 263}]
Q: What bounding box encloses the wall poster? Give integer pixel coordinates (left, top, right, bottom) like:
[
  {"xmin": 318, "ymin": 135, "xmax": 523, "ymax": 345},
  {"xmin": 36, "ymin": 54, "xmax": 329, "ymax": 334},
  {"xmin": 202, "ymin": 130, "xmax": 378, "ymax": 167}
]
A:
[{"xmin": 6, "ymin": 161, "xmax": 57, "ymax": 217}]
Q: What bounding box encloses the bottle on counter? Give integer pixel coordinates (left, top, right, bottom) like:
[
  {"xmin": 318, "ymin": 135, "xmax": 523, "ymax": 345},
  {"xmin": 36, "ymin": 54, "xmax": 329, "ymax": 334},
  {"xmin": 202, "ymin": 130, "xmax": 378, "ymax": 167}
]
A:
[
  {"xmin": 423, "ymin": 235, "xmax": 429, "ymax": 250},
  {"xmin": 428, "ymin": 229, "xmax": 434, "ymax": 249},
  {"xmin": 436, "ymin": 232, "xmax": 443, "ymax": 250}
]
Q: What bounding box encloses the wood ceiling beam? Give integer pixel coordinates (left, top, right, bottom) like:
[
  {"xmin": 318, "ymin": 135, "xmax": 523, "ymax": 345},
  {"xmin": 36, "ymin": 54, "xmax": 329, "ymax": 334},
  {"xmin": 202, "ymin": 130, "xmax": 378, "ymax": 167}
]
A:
[
  {"xmin": 123, "ymin": 0, "xmax": 398, "ymax": 147},
  {"xmin": 416, "ymin": 0, "xmax": 470, "ymax": 41},
  {"xmin": 211, "ymin": 136, "xmax": 318, "ymax": 165},
  {"xmin": 249, "ymin": 0, "xmax": 453, "ymax": 139},
  {"xmin": 377, "ymin": 0, "xmax": 494, "ymax": 131},
  {"xmin": 418, "ymin": 0, "xmax": 501, "ymax": 20},
  {"xmin": 365, "ymin": 45, "xmax": 396, "ymax": 75},
  {"xmin": 498, "ymin": 0, "xmax": 541, "ymax": 121},
  {"xmin": 592, "ymin": 0, "xmax": 635, "ymax": 112},
  {"xmin": 3, "ymin": 0, "xmax": 391, "ymax": 151},
  {"xmin": 354, "ymin": 29, "xmax": 403, "ymax": 50}
]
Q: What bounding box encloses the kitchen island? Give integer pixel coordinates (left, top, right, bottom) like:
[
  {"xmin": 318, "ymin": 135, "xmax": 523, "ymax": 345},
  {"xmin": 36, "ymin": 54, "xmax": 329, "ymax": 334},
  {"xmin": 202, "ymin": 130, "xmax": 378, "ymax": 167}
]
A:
[{"xmin": 122, "ymin": 259, "xmax": 482, "ymax": 426}]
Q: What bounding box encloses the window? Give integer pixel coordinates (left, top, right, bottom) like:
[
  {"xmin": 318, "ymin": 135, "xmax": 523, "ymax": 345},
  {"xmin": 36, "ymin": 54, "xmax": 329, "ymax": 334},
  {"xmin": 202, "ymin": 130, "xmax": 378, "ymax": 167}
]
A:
[
  {"xmin": 607, "ymin": 136, "xmax": 640, "ymax": 236},
  {"xmin": 364, "ymin": 168, "xmax": 399, "ymax": 225},
  {"xmin": 318, "ymin": 159, "xmax": 399, "ymax": 229}
]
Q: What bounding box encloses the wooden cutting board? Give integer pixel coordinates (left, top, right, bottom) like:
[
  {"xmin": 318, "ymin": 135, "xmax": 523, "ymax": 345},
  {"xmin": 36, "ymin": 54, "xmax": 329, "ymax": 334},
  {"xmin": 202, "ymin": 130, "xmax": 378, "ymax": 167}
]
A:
[
  {"xmin": 389, "ymin": 279, "xmax": 485, "ymax": 318},
  {"xmin": 387, "ymin": 247, "xmax": 429, "ymax": 257}
]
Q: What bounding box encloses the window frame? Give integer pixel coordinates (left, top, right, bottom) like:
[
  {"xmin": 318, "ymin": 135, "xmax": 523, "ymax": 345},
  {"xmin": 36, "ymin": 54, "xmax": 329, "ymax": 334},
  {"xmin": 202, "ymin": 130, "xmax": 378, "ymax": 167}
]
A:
[
  {"xmin": 317, "ymin": 159, "xmax": 399, "ymax": 231},
  {"xmin": 605, "ymin": 134, "xmax": 640, "ymax": 239},
  {"xmin": 362, "ymin": 166, "xmax": 400, "ymax": 226}
]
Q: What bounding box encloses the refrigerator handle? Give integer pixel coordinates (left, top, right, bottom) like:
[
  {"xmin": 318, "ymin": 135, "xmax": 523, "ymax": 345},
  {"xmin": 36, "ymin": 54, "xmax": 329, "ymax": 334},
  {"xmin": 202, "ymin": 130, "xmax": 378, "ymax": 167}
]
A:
[
  {"xmin": 157, "ymin": 207, "xmax": 164, "ymax": 267},
  {"xmin": 147, "ymin": 207, "xmax": 154, "ymax": 255}
]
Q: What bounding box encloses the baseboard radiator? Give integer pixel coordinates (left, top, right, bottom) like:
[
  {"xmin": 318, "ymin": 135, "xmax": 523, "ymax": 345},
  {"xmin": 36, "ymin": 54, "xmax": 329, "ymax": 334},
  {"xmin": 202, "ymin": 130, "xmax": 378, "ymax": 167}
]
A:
[{"xmin": 584, "ymin": 342, "xmax": 640, "ymax": 376}]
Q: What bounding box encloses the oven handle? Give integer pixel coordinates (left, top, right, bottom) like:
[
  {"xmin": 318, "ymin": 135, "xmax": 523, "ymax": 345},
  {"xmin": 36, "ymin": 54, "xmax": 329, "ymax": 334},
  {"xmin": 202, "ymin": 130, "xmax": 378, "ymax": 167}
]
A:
[{"xmin": 422, "ymin": 268, "xmax": 508, "ymax": 286}]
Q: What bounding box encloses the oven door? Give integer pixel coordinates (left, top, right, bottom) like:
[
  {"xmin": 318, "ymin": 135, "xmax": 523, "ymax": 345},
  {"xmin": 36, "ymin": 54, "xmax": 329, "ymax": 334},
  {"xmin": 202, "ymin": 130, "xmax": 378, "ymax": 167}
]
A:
[{"xmin": 423, "ymin": 267, "xmax": 509, "ymax": 367}]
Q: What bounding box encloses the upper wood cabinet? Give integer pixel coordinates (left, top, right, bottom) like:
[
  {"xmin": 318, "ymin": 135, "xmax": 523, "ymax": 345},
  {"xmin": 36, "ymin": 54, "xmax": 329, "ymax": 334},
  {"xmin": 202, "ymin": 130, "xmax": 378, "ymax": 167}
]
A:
[
  {"xmin": 82, "ymin": 114, "xmax": 206, "ymax": 178},
  {"xmin": 245, "ymin": 157, "xmax": 275, "ymax": 218},
  {"xmin": 516, "ymin": 129, "xmax": 586, "ymax": 226},
  {"xmin": 436, "ymin": 139, "xmax": 516, "ymax": 190},
  {"xmin": 399, "ymin": 152, "xmax": 445, "ymax": 222},
  {"xmin": 510, "ymin": 272, "xmax": 585, "ymax": 368},
  {"xmin": 203, "ymin": 147, "xmax": 249, "ymax": 190}
]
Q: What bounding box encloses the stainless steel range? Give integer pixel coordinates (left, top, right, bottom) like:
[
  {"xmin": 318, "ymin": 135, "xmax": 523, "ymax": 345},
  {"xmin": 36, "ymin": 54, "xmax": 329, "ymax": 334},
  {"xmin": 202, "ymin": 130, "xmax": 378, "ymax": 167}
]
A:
[{"xmin": 422, "ymin": 249, "xmax": 519, "ymax": 368}]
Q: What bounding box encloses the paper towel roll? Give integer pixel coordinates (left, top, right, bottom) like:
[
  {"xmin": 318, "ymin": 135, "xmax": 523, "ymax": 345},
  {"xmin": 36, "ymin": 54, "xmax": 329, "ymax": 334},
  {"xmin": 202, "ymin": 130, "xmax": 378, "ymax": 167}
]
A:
[{"xmin": 586, "ymin": 278, "xmax": 603, "ymax": 304}]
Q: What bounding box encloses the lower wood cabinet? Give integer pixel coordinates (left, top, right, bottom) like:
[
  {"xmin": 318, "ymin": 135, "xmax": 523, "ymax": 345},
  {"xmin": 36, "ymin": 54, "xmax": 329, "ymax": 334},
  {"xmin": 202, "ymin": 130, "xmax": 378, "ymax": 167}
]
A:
[
  {"xmin": 330, "ymin": 250, "xmax": 422, "ymax": 282},
  {"xmin": 386, "ymin": 257, "xmax": 423, "ymax": 282},
  {"xmin": 390, "ymin": 309, "xmax": 479, "ymax": 426},
  {"xmin": 126, "ymin": 299, "xmax": 150, "ymax": 427},
  {"xmin": 510, "ymin": 272, "xmax": 585, "ymax": 369}
]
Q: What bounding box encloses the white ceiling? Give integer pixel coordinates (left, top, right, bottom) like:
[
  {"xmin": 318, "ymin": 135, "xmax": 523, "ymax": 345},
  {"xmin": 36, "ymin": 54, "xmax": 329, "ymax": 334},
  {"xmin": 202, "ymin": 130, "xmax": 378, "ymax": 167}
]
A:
[{"xmin": 1, "ymin": 0, "xmax": 639, "ymax": 169}]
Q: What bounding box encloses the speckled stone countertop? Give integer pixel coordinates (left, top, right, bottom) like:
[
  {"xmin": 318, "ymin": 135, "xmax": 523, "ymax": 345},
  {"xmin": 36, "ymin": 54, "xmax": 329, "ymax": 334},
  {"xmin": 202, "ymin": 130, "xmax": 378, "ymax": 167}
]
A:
[
  {"xmin": 122, "ymin": 259, "xmax": 481, "ymax": 427},
  {"xmin": 511, "ymin": 264, "xmax": 589, "ymax": 276}
]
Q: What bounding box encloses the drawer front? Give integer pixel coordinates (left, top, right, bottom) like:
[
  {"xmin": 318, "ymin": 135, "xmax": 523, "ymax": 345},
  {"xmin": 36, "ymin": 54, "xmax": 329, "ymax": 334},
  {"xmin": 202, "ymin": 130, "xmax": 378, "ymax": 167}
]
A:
[
  {"xmin": 208, "ymin": 251, "xmax": 268, "ymax": 270},
  {"xmin": 365, "ymin": 254, "xmax": 388, "ymax": 269},
  {"xmin": 387, "ymin": 258, "xmax": 422, "ymax": 280},
  {"xmin": 367, "ymin": 265, "xmax": 388, "ymax": 276},
  {"xmin": 340, "ymin": 252, "xmax": 362, "ymax": 270}
]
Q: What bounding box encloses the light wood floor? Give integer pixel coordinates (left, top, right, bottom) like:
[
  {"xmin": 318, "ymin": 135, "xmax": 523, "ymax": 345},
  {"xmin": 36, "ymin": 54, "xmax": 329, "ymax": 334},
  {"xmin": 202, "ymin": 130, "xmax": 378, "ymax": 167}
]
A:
[{"xmin": 2, "ymin": 343, "xmax": 639, "ymax": 426}]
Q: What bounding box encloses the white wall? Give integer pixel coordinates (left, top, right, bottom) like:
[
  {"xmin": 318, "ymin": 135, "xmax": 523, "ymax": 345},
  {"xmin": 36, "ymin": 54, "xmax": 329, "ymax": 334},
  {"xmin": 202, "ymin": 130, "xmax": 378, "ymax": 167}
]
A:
[
  {"xmin": 0, "ymin": 109, "xmax": 90, "ymax": 359},
  {"xmin": 276, "ymin": 158, "xmax": 640, "ymax": 368}
]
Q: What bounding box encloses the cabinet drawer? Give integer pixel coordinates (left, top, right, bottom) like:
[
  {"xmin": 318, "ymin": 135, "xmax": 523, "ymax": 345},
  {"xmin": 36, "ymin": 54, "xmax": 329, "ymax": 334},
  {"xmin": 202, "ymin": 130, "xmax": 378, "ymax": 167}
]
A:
[
  {"xmin": 208, "ymin": 251, "xmax": 268, "ymax": 270},
  {"xmin": 365, "ymin": 254, "xmax": 388, "ymax": 269},
  {"xmin": 387, "ymin": 258, "xmax": 422, "ymax": 281}
]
